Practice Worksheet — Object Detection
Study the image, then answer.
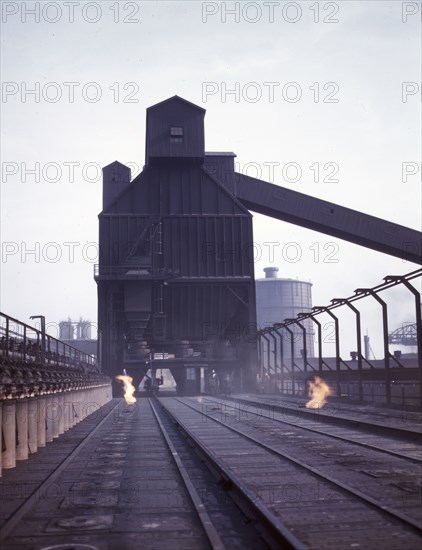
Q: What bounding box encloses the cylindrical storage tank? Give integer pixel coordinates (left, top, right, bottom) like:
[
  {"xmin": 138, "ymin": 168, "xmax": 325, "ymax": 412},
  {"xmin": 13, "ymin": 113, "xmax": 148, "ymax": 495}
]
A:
[
  {"xmin": 256, "ymin": 267, "xmax": 314, "ymax": 362},
  {"xmin": 59, "ymin": 321, "xmax": 74, "ymax": 341},
  {"xmin": 77, "ymin": 320, "xmax": 91, "ymax": 340}
]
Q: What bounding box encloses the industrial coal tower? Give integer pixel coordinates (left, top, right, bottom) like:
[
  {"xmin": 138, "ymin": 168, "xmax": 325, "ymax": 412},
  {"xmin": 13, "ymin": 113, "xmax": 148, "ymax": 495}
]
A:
[
  {"xmin": 95, "ymin": 95, "xmax": 421, "ymax": 396},
  {"xmin": 95, "ymin": 96, "xmax": 257, "ymax": 395}
]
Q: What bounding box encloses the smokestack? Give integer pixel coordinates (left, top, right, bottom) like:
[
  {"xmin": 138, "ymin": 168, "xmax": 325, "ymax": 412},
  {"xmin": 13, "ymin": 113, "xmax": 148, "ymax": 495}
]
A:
[
  {"xmin": 364, "ymin": 334, "xmax": 370, "ymax": 360},
  {"xmin": 263, "ymin": 267, "xmax": 279, "ymax": 279}
]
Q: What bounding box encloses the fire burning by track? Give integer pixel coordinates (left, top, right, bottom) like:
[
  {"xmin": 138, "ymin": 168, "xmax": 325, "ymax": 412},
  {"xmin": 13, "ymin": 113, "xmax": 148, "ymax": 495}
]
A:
[
  {"xmin": 116, "ymin": 374, "xmax": 137, "ymax": 404},
  {"xmin": 305, "ymin": 376, "xmax": 333, "ymax": 409}
]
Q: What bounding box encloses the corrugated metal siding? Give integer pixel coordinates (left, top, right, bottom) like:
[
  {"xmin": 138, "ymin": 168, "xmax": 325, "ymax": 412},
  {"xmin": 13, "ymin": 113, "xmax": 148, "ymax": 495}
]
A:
[
  {"xmin": 106, "ymin": 166, "xmax": 250, "ymax": 216},
  {"xmin": 99, "ymin": 215, "xmax": 151, "ymax": 265},
  {"xmin": 164, "ymin": 215, "xmax": 253, "ymax": 277},
  {"xmin": 99, "ymin": 214, "xmax": 253, "ymax": 277},
  {"xmin": 165, "ymin": 284, "xmax": 250, "ymax": 341},
  {"xmin": 100, "ymin": 163, "xmax": 253, "ymax": 272},
  {"xmin": 204, "ymin": 155, "xmax": 237, "ymax": 194}
]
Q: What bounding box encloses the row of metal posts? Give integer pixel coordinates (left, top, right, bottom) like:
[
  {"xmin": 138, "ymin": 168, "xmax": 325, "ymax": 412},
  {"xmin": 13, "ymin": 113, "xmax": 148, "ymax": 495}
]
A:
[
  {"xmin": 0, "ymin": 384, "xmax": 112, "ymax": 477},
  {"xmin": 257, "ymin": 271, "xmax": 422, "ymax": 410}
]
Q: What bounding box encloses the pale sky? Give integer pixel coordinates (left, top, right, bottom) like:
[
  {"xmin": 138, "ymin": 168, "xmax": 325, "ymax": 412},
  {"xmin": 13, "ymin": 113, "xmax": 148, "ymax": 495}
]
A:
[{"xmin": 1, "ymin": 0, "xmax": 421, "ymax": 358}]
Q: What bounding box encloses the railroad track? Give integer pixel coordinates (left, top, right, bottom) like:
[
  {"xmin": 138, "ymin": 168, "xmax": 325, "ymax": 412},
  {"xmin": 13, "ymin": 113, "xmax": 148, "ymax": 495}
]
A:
[
  {"xmin": 202, "ymin": 396, "xmax": 422, "ymax": 462},
  {"xmin": 152, "ymin": 398, "xmax": 305, "ymax": 550},
  {"xmin": 1, "ymin": 395, "xmax": 420, "ymax": 549},
  {"xmin": 148, "ymin": 398, "xmax": 277, "ymax": 549},
  {"xmin": 0, "ymin": 398, "xmax": 275, "ymax": 549},
  {"xmin": 157, "ymin": 396, "xmax": 422, "ymax": 550},
  {"xmin": 226, "ymin": 394, "xmax": 422, "ymax": 441}
]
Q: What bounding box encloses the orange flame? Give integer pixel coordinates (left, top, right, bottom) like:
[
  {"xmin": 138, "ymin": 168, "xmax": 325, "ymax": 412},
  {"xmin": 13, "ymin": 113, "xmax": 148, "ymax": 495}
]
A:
[
  {"xmin": 305, "ymin": 376, "xmax": 333, "ymax": 409},
  {"xmin": 115, "ymin": 374, "xmax": 137, "ymax": 404}
]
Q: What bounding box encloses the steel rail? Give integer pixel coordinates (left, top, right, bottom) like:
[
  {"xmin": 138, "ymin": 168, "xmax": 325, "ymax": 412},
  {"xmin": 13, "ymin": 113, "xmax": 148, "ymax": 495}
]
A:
[
  {"xmin": 224, "ymin": 395, "xmax": 422, "ymax": 441},
  {"xmin": 149, "ymin": 398, "xmax": 226, "ymax": 550},
  {"xmin": 201, "ymin": 396, "xmax": 422, "ymax": 464},
  {"xmin": 172, "ymin": 397, "xmax": 422, "ymax": 533},
  {"xmin": 156, "ymin": 398, "xmax": 307, "ymax": 550},
  {"xmin": 246, "ymin": 393, "xmax": 421, "ymax": 423}
]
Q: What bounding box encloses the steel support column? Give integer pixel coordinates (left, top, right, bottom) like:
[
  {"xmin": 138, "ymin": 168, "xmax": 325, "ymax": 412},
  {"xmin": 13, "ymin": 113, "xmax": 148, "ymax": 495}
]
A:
[
  {"xmin": 269, "ymin": 331, "xmax": 278, "ymax": 393},
  {"xmin": 315, "ymin": 316, "xmax": 323, "ymax": 375},
  {"xmin": 30, "ymin": 315, "xmax": 46, "ymax": 365},
  {"xmin": 302, "ymin": 313, "xmax": 323, "ymax": 374},
  {"xmin": 274, "ymin": 329, "xmax": 285, "ymax": 393},
  {"xmin": 332, "ymin": 298, "xmax": 364, "ymax": 402},
  {"xmin": 286, "ymin": 318, "xmax": 308, "ymax": 373},
  {"xmin": 314, "ymin": 306, "xmax": 341, "ymax": 398},
  {"xmin": 385, "ymin": 276, "xmax": 422, "ymax": 411},
  {"xmin": 283, "ymin": 325, "xmax": 296, "ymax": 395},
  {"xmin": 23, "ymin": 325, "xmax": 27, "ymax": 361},
  {"xmin": 356, "ymin": 288, "xmax": 391, "ymax": 405},
  {"xmin": 261, "ymin": 334, "xmax": 271, "ymax": 393},
  {"xmin": 5, "ymin": 317, "xmax": 9, "ymax": 358}
]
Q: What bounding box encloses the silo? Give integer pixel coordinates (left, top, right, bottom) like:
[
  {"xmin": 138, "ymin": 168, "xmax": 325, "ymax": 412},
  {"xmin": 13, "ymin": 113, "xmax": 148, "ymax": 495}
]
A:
[
  {"xmin": 59, "ymin": 320, "xmax": 74, "ymax": 341},
  {"xmin": 77, "ymin": 319, "xmax": 92, "ymax": 340},
  {"xmin": 256, "ymin": 267, "xmax": 314, "ymax": 361}
]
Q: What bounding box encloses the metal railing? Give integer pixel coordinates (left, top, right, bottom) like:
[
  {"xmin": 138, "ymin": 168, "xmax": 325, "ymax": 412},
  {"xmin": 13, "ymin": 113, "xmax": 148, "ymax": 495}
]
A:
[
  {"xmin": 0, "ymin": 312, "xmax": 98, "ymax": 371},
  {"xmin": 257, "ymin": 268, "xmax": 422, "ymax": 410},
  {"xmin": 94, "ymin": 264, "xmax": 175, "ymax": 280}
]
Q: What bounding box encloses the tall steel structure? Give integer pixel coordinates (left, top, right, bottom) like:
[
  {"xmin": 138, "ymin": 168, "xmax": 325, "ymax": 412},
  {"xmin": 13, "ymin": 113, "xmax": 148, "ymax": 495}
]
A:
[
  {"xmin": 95, "ymin": 97, "xmax": 257, "ymax": 394},
  {"xmin": 96, "ymin": 95, "xmax": 422, "ymax": 395}
]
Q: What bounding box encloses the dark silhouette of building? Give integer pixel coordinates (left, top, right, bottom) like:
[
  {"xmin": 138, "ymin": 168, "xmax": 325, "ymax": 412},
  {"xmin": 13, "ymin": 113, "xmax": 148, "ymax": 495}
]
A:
[{"xmin": 95, "ymin": 96, "xmax": 257, "ymax": 394}]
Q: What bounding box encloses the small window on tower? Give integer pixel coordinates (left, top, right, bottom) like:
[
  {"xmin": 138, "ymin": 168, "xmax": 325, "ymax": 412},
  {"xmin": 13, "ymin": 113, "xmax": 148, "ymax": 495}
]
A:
[{"xmin": 170, "ymin": 126, "xmax": 184, "ymax": 143}]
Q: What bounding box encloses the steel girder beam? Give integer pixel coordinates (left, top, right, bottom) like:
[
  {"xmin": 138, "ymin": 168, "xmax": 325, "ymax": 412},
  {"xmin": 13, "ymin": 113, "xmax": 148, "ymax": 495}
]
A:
[{"xmin": 234, "ymin": 174, "xmax": 422, "ymax": 264}]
